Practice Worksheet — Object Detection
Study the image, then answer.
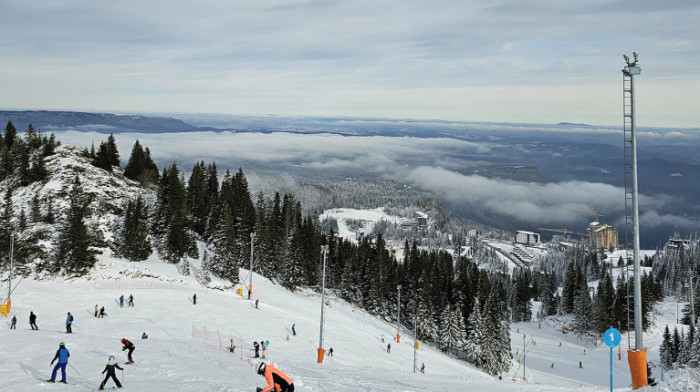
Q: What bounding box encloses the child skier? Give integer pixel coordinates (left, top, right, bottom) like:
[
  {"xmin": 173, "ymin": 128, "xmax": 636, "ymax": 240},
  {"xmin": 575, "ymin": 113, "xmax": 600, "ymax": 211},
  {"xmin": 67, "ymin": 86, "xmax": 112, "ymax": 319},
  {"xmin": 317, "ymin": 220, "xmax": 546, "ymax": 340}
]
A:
[
  {"xmin": 48, "ymin": 342, "xmax": 70, "ymax": 383},
  {"xmin": 121, "ymin": 338, "xmax": 135, "ymax": 363},
  {"xmin": 255, "ymin": 362, "xmax": 294, "ymax": 392},
  {"xmin": 65, "ymin": 312, "xmax": 73, "ymax": 334},
  {"xmin": 99, "ymin": 355, "xmax": 123, "ymax": 390},
  {"xmin": 10, "ymin": 315, "xmax": 16, "ymax": 329}
]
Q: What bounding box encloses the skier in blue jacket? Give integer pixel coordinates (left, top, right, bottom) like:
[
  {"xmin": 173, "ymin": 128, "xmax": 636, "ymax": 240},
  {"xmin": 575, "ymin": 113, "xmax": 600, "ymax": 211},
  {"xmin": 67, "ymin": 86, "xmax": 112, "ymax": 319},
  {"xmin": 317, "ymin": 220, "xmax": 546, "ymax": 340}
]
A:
[
  {"xmin": 65, "ymin": 312, "xmax": 73, "ymax": 333},
  {"xmin": 49, "ymin": 342, "xmax": 70, "ymax": 383}
]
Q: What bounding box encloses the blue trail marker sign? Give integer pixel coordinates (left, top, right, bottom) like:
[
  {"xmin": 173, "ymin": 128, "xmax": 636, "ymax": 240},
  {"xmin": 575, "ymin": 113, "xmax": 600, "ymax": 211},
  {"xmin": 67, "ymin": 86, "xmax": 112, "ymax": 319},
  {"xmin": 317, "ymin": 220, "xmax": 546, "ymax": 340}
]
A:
[{"xmin": 604, "ymin": 327, "xmax": 622, "ymax": 392}]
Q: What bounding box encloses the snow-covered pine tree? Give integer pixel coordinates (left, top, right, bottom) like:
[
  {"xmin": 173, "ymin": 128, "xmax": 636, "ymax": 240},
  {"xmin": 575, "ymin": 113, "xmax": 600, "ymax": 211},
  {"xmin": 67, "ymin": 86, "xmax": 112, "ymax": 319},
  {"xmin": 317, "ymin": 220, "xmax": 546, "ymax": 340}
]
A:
[
  {"xmin": 180, "ymin": 258, "xmax": 191, "ymax": 276},
  {"xmin": 464, "ymin": 298, "xmax": 485, "ymax": 367},
  {"xmin": 659, "ymin": 325, "xmax": 673, "ymax": 370},
  {"xmin": 574, "ymin": 283, "xmax": 593, "ymax": 331},
  {"xmin": 118, "ymin": 196, "xmax": 152, "ymax": 261},
  {"xmin": 593, "ymin": 271, "xmax": 614, "ymax": 334},
  {"xmin": 197, "ymin": 250, "xmax": 211, "ymax": 286},
  {"xmin": 55, "ymin": 176, "xmax": 96, "ymax": 273},
  {"xmin": 438, "ymin": 303, "xmax": 467, "ymax": 355},
  {"xmin": 482, "ymin": 286, "xmax": 511, "ymax": 376},
  {"xmin": 678, "ymin": 326, "xmax": 693, "ymax": 366}
]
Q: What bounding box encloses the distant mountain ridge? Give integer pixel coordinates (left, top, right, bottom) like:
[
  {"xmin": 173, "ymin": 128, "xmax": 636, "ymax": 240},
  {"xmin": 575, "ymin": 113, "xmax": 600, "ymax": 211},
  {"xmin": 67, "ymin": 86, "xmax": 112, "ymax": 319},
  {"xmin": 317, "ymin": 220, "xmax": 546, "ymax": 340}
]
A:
[{"xmin": 0, "ymin": 110, "xmax": 202, "ymax": 133}]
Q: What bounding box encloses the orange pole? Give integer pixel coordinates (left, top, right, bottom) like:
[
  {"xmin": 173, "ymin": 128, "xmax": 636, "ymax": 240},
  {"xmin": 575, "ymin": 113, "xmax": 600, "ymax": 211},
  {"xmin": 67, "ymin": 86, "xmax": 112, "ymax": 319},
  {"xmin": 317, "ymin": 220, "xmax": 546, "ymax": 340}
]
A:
[{"xmin": 627, "ymin": 349, "xmax": 648, "ymax": 389}]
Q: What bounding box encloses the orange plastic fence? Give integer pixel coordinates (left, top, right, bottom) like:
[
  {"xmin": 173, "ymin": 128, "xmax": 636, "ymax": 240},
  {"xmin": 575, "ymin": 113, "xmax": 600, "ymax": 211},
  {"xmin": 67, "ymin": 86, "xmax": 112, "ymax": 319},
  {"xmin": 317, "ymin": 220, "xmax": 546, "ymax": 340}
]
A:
[{"xmin": 627, "ymin": 348, "xmax": 648, "ymax": 389}]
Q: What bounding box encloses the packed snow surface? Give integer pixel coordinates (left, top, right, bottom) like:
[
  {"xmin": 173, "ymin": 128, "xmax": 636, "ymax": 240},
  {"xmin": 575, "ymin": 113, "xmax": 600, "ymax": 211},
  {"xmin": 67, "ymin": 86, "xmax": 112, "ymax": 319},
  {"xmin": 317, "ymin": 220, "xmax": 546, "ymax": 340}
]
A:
[{"xmin": 0, "ymin": 250, "xmax": 694, "ymax": 391}]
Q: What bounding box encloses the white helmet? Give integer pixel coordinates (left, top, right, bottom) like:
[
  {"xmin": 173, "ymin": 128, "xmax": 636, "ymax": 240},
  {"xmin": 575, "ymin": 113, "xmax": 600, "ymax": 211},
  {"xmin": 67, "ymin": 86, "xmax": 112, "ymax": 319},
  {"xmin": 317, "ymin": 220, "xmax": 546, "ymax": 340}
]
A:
[{"xmin": 255, "ymin": 362, "xmax": 266, "ymax": 375}]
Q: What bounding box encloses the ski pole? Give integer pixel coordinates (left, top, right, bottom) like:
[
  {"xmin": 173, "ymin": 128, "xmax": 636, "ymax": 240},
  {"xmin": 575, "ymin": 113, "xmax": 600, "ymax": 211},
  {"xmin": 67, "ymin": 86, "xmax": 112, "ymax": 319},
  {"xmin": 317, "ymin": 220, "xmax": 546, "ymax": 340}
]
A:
[{"xmin": 68, "ymin": 363, "xmax": 81, "ymax": 375}]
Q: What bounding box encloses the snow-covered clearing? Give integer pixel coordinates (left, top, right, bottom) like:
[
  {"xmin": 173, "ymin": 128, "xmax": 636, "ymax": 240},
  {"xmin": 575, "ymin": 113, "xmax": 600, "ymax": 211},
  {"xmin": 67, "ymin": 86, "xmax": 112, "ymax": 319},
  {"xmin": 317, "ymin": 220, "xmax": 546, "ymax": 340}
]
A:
[{"xmin": 319, "ymin": 208, "xmax": 405, "ymax": 244}]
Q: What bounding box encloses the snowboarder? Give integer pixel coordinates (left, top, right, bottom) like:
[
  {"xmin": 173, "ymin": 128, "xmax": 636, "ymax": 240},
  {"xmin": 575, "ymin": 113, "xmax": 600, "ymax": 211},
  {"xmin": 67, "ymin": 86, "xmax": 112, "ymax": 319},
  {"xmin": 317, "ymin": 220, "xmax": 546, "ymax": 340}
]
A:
[
  {"xmin": 228, "ymin": 339, "xmax": 236, "ymax": 353},
  {"xmin": 387, "ymin": 343, "xmax": 391, "ymax": 353},
  {"xmin": 10, "ymin": 315, "xmax": 16, "ymax": 329},
  {"xmin": 49, "ymin": 342, "xmax": 70, "ymax": 383},
  {"xmin": 65, "ymin": 312, "xmax": 73, "ymax": 334},
  {"xmin": 119, "ymin": 295, "xmax": 124, "ymax": 308},
  {"xmin": 253, "ymin": 341, "xmax": 260, "ymax": 358},
  {"xmin": 121, "ymin": 338, "xmax": 135, "ymax": 363},
  {"xmin": 128, "ymin": 294, "xmax": 134, "ymax": 307},
  {"xmin": 99, "ymin": 355, "xmax": 123, "ymax": 390},
  {"xmin": 420, "ymin": 363, "xmax": 425, "ymax": 373},
  {"xmin": 95, "ymin": 304, "xmax": 99, "ymax": 317},
  {"xmin": 255, "ymin": 299, "xmax": 259, "ymax": 309},
  {"xmin": 142, "ymin": 332, "xmax": 148, "ymax": 339},
  {"xmin": 255, "ymin": 362, "xmax": 294, "ymax": 392},
  {"xmin": 29, "ymin": 311, "xmax": 38, "ymax": 330},
  {"xmin": 99, "ymin": 306, "xmax": 106, "ymax": 318},
  {"xmin": 291, "ymin": 323, "xmax": 296, "ymax": 336},
  {"xmin": 328, "ymin": 347, "xmax": 333, "ymax": 357}
]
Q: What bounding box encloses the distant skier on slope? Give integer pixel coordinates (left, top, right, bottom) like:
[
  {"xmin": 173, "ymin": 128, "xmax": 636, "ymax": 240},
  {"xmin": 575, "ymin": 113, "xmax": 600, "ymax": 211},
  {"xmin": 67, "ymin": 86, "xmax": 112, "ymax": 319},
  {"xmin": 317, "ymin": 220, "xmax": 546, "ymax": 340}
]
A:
[
  {"xmin": 99, "ymin": 355, "xmax": 123, "ymax": 390},
  {"xmin": 119, "ymin": 295, "xmax": 124, "ymax": 308},
  {"xmin": 121, "ymin": 338, "xmax": 135, "ymax": 363},
  {"xmin": 10, "ymin": 315, "xmax": 16, "ymax": 329},
  {"xmin": 387, "ymin": 343, "xmax": 391, "ymax": 353},
  {"xmin": 255, "ymin": 362, "xmax": 294, "ymax": 392},
  {"xmin": 99, "ymin": 306, "xmax": 106, "ymax": 318},
  {"xmin": 65, "ymin": 312, "xmax": 73, "ymax": 334},
  {"xmin": 48, "ymin": 342, "xmax": 70, "ymax": 383},
  {"xmin": 255, "ymin": 299, "xmax": 259, "ymax": 309},
  {"xmin": 128, "ymin": 294, "xmax": 134, "ymax": 307},
  {"xmin": 95, "ymin": 304, "xmax": 99, "ymax": 317},
  {"xmin": 253, "ymin": 341, "xmax": 260, "ymax": 358},
  {"xmin": 29, "ymin": 311, "xmax": 38, "ymax": 330},
  {"xmin": 193, "ymin": 293, "xmax": 197, "ymax": 305},
  {"xmin": 291, "ymin": 323, "xmax": 296, "ymax": 336}
]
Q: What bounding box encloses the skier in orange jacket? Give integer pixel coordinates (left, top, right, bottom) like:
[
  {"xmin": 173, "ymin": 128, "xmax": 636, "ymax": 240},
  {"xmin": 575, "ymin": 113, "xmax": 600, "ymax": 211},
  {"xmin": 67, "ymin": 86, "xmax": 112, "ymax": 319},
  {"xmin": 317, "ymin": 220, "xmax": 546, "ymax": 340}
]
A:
[{"xmin": 255, "ymin": 362, "xmax": 294, "ymax": 392}]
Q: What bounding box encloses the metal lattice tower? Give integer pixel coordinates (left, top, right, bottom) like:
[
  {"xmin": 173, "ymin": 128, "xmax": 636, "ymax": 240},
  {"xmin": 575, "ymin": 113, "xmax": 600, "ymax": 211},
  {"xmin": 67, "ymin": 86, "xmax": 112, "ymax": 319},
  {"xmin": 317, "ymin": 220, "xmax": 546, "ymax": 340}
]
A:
[{"xmin": 622, "ymin": 52, "xmax": 642, "ymax": 351}]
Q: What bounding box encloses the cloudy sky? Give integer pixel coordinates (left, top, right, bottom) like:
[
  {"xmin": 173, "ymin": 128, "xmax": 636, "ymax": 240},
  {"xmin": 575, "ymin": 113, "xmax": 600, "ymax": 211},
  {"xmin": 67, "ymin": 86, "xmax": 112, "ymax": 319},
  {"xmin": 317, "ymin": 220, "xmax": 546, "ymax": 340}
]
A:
[{"xmin": 1, "ymin": 1, "xmax": 699, "ymax": 127}]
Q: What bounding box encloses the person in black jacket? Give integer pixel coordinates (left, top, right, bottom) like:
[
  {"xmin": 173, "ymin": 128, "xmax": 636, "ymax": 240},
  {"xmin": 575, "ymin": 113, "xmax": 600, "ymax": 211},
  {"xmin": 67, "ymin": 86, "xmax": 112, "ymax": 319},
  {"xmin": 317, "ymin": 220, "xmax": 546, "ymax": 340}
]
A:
[
  {"xmin": 10, "ymin": 315, "xmax": 16, "ymax": 329},
  {"xmin": 121, "ymin": 338, "xmax": 135, "ymax": 363},
  {"xmin": 29, "ymin": 311, "xmax": 38, "ymax": 330},
  {"xmin": 99, "ymin": 355, "xmax": 123, "ymax": 390}
]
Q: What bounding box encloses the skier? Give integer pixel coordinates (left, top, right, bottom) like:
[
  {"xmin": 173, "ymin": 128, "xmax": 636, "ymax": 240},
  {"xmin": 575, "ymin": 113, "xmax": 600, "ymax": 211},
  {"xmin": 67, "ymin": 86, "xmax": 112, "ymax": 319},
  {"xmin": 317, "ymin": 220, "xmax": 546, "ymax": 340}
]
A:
[
  {"xmin": 141, "ymin": 332, "xmax": 148, "ymax": 339},
  {"xmin": 255, "ymin": 362, "xmax": 294, "ymax": 392},
  {"xmin": 29, "ymin": 311, "xmax": 38, "ymax": 330},
  {"xmin": 48, "ymin": 342, "xmax": 70, "ymax": 383},
  {"xmin": 128, "ymin": 294, "xmax": 134, "ymax": 307},
  {"xmin": 328, "ymin": 347, "xmax": 333, "ymax": 357},
  {"xmin": 95, "ymin": 304, "xmax": 99, "ymax": 317},
  {"xmin": 228, "ymin": 339, "xmax": 236, "ymax": 353},
  {"xmin": 99, "ymin": 355, "xmax": 123, "ymax": 390},
  {"xmin": 193, "ymin": 293, "xmax": 197, "ymax": 305},
  {"xmin": 261, "ymin": 341, "xmax": 267, "ymax": 359},
  {"xmin": 65, "ymin": 312, "xmax": 73, "ymax": 334},
  {"xmin": 121, "ymin": 338, "xmax": 135, "ymax": 363},
  {"xmin": 99, "ymin": 306, "xmax": 106, "ymax": 318},
  {"xmin": 10, "ymin": 315, "xmax": 17, "ymax": 329},
  {"xmin": 255, "ymin": 299, "xmax": 259, "ymax": 309},
  {"xmin": 420, "ymin": 363, "xmax": 425, "ymax": 373},
  {"xmin": 119, "ymin": 295, "xmax": 124, "ymax": 308},
  {"xmin": 248, "ymin": 290, "xmax": 251, "ymax": 300},
  {"xmin": 579, "ymin": 361, "xmax": 582, "ymax": 368},
  {"xmin": 292, "ymin": 323, "xmax": 296, "ymax": 336},
  {"xmin": 551, "ymin": 363, "xmax": 554, "ymax": 368},
  {"xmin": 253, "ymin": 341, "xmax": 260, "ymax": 358},
  {"xmin": 387, "ymin": 343, "xmax": 391, "ymax": 353}
]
